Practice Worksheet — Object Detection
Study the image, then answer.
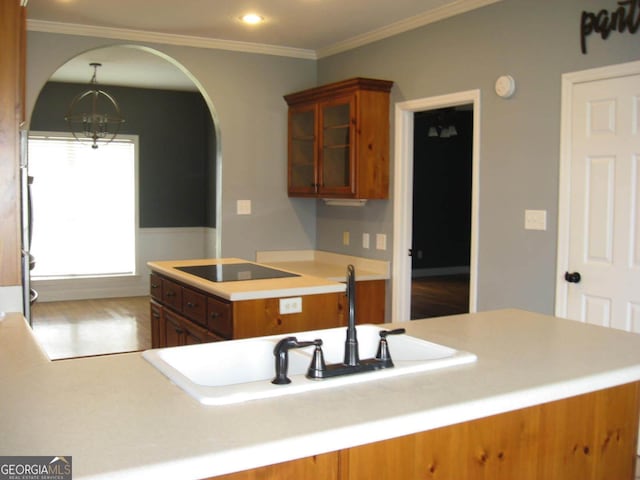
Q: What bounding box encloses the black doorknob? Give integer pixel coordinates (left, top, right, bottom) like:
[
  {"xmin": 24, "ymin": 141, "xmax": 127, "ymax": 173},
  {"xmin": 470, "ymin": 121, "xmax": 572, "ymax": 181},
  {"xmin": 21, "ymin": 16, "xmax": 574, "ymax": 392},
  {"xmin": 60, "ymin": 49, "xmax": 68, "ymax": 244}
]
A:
[{"xmin": 565, "ymin": 271, "xmax": 581, "ymax": 283}]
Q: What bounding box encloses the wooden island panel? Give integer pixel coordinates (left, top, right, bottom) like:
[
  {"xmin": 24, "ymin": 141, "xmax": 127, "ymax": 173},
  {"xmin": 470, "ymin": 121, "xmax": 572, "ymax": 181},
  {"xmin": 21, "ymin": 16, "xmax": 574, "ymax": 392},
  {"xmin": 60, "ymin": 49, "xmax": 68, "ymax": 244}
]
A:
[
  {"xmin": 209, "ymin": 382, "xmax": 640, "ymax": 480},
  {"xmin": 232, "ymin": 292, "xmax": 344, "ymax": 339}
]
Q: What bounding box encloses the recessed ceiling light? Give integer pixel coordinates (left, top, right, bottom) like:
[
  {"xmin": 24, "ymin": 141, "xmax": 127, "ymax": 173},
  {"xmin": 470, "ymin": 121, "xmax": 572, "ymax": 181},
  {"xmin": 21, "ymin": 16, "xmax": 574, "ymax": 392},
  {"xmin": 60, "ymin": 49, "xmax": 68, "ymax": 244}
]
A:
[{"xmin": 240, "ymin": 13, "xmax": 264, "ymax": 25}]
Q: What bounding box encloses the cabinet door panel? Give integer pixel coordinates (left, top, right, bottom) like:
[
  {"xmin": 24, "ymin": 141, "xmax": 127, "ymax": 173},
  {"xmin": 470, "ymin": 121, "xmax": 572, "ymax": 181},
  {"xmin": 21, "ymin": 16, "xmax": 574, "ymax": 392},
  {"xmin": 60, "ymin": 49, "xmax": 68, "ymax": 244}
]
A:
[
  {"xmin": 150, "ymin": 301, "xmax": 164, "ymax": 348},
  {"xmin": 288, "ymin": 105, "xmax": 317, "ymax": 194},
  {"xmin": 319, "ymin": 97, "xmax": 354, "ymax": 195},
  {"xmin": 163, "ymin": 310, "xmax": 185, "ymax": 346},
  {"xmin": 322, "ymin": 148, "xmax": 351, "ymax": 188},
  {"xmin": 182, "ymin": 320, "xmax": 221, "ymax": 345}
]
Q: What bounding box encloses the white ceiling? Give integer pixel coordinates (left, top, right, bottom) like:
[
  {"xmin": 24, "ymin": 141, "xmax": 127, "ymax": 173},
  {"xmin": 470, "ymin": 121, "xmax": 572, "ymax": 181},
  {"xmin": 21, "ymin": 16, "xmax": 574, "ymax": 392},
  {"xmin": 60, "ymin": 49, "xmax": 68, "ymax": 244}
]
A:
[{"xmin": 27, "ymin": 0, "xmax": 500, "ymax": 91}]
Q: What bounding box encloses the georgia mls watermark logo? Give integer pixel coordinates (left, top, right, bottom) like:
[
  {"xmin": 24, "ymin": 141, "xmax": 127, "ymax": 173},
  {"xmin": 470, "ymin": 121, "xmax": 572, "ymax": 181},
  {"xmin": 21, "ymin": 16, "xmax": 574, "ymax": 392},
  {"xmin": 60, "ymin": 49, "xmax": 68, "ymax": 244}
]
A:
[{"xmin": 0, "ymin": 456, "xmax": 72, "ymax": 480}]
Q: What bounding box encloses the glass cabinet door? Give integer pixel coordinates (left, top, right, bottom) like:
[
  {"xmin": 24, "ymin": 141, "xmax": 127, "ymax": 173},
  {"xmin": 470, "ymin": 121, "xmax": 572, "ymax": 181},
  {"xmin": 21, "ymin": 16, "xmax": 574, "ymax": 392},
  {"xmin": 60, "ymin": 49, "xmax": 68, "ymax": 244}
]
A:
[
  {"xmin": 288, "ymin": 105, "xmax": 317, "ymax": 194},
  {"xmin": 319, "ymin": 97, "xmax": 354, "ymax": 194}
]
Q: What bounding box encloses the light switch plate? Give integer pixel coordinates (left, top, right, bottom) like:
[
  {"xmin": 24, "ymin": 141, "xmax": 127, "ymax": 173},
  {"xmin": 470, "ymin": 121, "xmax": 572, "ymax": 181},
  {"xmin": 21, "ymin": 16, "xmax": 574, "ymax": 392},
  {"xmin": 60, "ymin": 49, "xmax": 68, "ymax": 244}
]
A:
[
  {"xmin": 237, "ymin": 200, "xmax": 251, "ymax": 215},
  {"xmin": 342, "ymin": 231, "xmax": 350, "ymax": 246},
  {"xmin": 525, "ymin": 209, "xmax": 547, "ymax": 230},
  {"xmin": 376, "ymin": 233, "xmax": 387, "ymax": 250}
]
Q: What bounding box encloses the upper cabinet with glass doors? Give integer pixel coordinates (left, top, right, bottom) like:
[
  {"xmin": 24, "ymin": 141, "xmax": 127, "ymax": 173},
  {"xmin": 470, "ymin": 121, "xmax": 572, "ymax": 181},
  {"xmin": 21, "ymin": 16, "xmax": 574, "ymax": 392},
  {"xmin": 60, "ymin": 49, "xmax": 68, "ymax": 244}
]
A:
[{"xmin": 284, "ymin": 78, "xmax": 393, "ymax": 199}]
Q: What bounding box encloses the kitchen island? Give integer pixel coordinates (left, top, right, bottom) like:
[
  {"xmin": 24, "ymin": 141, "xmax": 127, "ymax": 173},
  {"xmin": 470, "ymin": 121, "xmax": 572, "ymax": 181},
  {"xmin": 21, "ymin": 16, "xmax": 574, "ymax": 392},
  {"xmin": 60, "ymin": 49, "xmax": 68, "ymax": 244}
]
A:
[
  {"xmin": 2, "ymin": 309, "xmax": 640, "ymax": 479},
  {"xmin": 147, "ymin": 258, "xmax": 352, "ymax": 346}
]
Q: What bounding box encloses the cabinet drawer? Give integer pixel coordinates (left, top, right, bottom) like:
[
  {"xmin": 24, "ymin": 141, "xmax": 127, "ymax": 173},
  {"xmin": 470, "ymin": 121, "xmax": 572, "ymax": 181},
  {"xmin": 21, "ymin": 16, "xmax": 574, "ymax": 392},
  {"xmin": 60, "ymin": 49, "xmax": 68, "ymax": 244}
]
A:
[
  {"xmin": 162, "ymin": 279, "xmax": 183, "ymax": 311},
  {"xmin": 149, "ymin": 273, "xmax": 163, "ymax": 301},
  {"xmin": 207, "ymin": 297, "xmax": 233, "ymax": 339},
  {"xmin": 182, "ymin": 288, "xmax": 206, "ymax": 326}
]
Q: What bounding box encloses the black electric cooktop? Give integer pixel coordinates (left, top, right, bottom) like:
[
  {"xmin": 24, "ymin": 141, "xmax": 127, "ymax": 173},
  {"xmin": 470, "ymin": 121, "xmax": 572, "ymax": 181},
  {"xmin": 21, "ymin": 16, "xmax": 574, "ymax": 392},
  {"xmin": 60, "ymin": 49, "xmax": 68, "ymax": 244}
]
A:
[{"xmin": 176, "ymin": 263, "xmax": 300, "ymax": 283}]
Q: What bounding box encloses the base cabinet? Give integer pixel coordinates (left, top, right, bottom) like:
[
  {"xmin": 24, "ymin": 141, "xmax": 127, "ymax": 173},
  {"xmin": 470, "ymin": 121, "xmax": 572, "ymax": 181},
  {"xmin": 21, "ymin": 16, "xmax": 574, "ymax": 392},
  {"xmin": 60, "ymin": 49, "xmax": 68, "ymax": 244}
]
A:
[
  {"xmin": 149, "ymin": 272, "xmax": 353, "ymax": 347},
  {"xmin": 210, "ymin": 382, "xmax": 640, "ymax": 480}
]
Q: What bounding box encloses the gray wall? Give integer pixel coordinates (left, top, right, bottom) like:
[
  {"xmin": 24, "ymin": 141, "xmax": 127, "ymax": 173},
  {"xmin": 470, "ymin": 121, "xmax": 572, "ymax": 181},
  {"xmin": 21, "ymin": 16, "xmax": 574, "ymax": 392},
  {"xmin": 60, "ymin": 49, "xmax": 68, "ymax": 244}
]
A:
[
  {"xmin": 30, "ymin": 82, "xmax": 214, "ymax": 228},
  {"xmin": 25, "ymin": 0, "xmax": 640, "ymax": 316},
  {"xmin": 316, "ymin": 0, "xmax": 640, "ymax": 314},
  {"xmin": 26, "ymin": 35, "xmax": 318, "ymax": 259}
]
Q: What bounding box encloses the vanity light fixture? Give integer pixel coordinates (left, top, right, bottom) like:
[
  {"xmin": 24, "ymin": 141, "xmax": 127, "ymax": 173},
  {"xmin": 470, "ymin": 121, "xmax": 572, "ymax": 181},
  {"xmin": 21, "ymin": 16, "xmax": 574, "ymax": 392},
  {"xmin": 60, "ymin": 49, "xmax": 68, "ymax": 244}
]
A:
[
  {"xmin": 65, "ymin": 63, "xmax": 125, "ymax": 149},
  {"xmin": 240, "ymin": 13, "xmax": 264, "ymax": 25}
]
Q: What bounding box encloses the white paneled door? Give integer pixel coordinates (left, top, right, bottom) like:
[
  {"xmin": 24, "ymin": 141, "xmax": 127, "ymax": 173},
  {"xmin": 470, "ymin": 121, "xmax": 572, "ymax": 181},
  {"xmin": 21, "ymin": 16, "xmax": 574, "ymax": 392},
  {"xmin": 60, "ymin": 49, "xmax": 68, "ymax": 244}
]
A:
[{"xmin": 557, "ymin": 64, "xmax": 640, "ymax": 331}]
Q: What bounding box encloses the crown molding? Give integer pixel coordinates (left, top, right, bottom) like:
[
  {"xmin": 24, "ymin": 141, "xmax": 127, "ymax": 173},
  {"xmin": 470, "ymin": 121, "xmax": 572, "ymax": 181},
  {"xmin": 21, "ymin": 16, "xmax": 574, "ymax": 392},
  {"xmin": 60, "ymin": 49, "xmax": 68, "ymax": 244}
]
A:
[
  {"xmin": 28, "ymin": 0, "xmax": 501, "ymax": 61},
  {"xmin": 27, "ymin": 19, "xmax": 318, "ymax": 60},
  {"xmin": 317, "ymin": 0, "xmax": 502, "ymax": 58}
]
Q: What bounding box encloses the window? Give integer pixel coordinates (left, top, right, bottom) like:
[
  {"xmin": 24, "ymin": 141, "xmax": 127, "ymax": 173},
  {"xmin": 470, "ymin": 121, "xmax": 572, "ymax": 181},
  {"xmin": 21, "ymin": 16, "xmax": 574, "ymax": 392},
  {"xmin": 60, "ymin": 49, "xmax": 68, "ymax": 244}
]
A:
[{"xmin": 28, "ymin": 133, "xmax": 137, "ymax": 278}]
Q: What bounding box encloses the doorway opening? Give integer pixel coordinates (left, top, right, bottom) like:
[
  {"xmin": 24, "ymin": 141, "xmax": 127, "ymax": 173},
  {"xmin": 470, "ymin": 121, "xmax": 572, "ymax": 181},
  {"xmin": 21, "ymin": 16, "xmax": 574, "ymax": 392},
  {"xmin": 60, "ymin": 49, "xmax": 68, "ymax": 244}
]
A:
[
  {"xmin": 392, "ymin": 90, "xmax": 480, "ymax": 323},
  {"xmin": 27, "ymin": 45, "xmax": 221, "ymax": 359},
  {"xmin": 411, "ymin": 106, "xmax": 472, "ymax": 319}
]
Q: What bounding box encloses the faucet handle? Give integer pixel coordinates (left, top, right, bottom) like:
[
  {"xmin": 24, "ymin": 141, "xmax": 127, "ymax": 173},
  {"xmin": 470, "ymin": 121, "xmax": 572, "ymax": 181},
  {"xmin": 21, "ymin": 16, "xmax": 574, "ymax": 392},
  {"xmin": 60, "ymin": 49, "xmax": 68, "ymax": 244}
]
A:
[
  {"xmin": 379, "ymin": 328, "xmax": 406, "ymax": 339},
  {"xmin": 375, "ymin": 328, "xmax": 406, "ymax": 366},
  {"xmin": 306, "ymin": 341, "xmax": 327, "ymax": 380}
]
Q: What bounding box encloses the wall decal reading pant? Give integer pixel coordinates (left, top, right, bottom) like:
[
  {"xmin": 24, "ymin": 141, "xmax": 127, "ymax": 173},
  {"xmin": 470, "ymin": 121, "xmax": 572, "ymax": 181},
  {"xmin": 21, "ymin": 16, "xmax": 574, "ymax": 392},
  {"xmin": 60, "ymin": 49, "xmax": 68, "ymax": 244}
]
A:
[{"xmin": 580, "ymin": 0, "xmax": 640, "ymax": 54}]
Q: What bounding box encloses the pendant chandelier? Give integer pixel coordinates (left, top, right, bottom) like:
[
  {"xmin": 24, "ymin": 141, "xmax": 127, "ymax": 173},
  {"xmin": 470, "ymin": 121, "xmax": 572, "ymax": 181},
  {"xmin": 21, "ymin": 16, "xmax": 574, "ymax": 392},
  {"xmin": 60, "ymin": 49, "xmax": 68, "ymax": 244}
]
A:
[{"xmin": 65, "ymin": 63, "xmax": 125, "ymax": 149}]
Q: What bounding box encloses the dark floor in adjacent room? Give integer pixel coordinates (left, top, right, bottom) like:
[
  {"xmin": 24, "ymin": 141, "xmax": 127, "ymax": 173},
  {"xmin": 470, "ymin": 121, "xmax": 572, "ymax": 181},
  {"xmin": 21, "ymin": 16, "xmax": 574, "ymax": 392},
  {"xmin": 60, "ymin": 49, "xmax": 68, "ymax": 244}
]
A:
[{"xmin": 411, "ymin": 274, "xmax": 470, "ymax": 320}]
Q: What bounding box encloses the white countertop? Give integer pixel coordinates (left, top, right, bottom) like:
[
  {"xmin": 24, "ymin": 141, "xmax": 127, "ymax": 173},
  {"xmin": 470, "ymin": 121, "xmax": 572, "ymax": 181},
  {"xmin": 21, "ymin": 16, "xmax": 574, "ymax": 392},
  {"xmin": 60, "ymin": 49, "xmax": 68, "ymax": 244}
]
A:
[
  {"xmin": 147, "ymin": 258, "xmax": 346, "ymax": 301},
  {"xmin": 256, "ymin": 250, "xmax": 390, "ymax": 282},
  {"xmin": 3, "ymin": 309, "xmax": 640, "ymax": 479}
]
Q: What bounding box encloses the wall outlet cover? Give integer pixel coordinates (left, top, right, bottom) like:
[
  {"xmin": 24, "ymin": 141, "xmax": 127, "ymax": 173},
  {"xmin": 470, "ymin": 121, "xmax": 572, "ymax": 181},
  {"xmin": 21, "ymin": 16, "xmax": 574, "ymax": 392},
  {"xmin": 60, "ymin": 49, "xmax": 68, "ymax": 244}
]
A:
[{"xmin": 279, "ymin": 297, "xmax": 302, "ymax": 314}]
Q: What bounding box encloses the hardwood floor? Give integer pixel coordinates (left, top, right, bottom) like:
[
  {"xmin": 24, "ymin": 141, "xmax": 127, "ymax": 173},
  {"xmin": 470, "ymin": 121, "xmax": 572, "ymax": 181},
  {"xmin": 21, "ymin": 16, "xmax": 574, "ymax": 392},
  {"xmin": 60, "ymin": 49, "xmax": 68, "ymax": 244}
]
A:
[
  {"xmin": 411, "ymin": 274, "xmax": 470, "ymax": 320},
  {"xmin": 31, "ymin": 296, "xmax": 151, "ymax": 360}
]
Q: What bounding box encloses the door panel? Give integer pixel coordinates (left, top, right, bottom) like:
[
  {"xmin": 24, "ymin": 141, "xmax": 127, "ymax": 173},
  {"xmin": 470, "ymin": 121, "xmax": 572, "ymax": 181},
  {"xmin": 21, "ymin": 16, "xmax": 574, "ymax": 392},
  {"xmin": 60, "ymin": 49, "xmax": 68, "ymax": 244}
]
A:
[{"xmin": 566, "ymin": 73, "xmax": 640, "ymax": 332}]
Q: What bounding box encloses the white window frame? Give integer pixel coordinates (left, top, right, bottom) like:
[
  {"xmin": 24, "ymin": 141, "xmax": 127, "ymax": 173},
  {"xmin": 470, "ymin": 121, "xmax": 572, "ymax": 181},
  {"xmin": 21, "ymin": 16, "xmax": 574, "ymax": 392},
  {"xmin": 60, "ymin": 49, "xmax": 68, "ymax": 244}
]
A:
[{"xmin": 28, "ymin": 131, "xmax": 140, "ymax": 280}]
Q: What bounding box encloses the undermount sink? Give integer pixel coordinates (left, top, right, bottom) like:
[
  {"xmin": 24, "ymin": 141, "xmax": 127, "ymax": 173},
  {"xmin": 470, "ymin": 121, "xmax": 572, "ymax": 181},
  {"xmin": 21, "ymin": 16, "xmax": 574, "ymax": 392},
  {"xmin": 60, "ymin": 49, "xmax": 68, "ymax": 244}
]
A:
[{"xmin": 142, "ymin": 325, "xmax": 477, "ymax": 405}]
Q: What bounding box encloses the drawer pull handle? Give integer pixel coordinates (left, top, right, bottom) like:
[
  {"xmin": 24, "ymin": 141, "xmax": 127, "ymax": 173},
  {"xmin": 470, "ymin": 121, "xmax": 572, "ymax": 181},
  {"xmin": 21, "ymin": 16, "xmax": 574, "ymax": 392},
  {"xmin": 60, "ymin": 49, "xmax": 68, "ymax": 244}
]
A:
[
  {"xmin": 166, "ymin": 291, "xmax": 176, "ymax": 297},
  {"xmin": 151, "ymin": 283, "xmax": 159, "ymax": 288},
  {"xmin": 210, "ymin": 312, "xmax": 221, "ymax": 318},
  {"xmin": 186, "ymin": 302, "xmax": 196, "ymax": 308}
]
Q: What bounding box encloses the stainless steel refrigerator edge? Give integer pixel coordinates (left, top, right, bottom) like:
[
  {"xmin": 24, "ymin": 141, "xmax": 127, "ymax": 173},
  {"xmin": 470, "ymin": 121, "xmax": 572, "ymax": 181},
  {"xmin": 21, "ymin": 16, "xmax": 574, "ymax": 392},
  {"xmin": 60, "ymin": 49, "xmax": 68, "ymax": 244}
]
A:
[{"xmin": 20, "ymin": 128, "xmax": 37, "ymax": 324}]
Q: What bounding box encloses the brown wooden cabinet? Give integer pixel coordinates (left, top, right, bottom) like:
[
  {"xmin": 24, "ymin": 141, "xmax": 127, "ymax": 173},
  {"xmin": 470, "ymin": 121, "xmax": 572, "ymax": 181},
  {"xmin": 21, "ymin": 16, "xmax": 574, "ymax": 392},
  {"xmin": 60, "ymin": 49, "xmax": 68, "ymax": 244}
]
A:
[
  {"xmin": 284, "ymin": 78, "xmax": 393, "ymax": 199},
  {"xmin": 149, "ymin": 272, "xmax": 347, "ymax": 348},
  {"xmin": 210, "ymin": 382, "xmax": 640, "ymax": 480},
  {"xmin": 0, "ymin": 0, "xmax": 26, "ymax": 288}
]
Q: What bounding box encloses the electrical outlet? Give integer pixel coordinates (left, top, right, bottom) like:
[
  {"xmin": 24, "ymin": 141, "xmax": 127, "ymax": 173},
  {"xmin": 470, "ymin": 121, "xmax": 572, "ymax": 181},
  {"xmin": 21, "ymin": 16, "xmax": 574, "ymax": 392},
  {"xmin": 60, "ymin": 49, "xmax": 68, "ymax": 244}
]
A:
[
  {"xmin": 524, "ymin": 209, "xmax": 547, "ymax": 231},
  {"xmin": 376, "ymin": 233, "xmax": 387, "ymax": 250},
  {"xmin": 362, "ymin": 233, "xmax": 370, "ymax": 249},
  {"xmin": 343, "ymin": 231, "xmax": 350, "ymax": 246},
  {"xmin": 279, "ymin": 297, "xmax": 302, "ymax": 314}
]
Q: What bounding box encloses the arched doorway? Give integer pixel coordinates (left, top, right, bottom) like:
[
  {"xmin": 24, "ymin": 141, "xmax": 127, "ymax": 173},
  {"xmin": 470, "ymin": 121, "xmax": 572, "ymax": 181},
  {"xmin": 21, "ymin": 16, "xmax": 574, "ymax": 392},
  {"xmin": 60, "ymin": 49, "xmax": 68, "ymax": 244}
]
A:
[{"xmin": 27, "ymin": 45, "xmax": 221, "ymax": 358}]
